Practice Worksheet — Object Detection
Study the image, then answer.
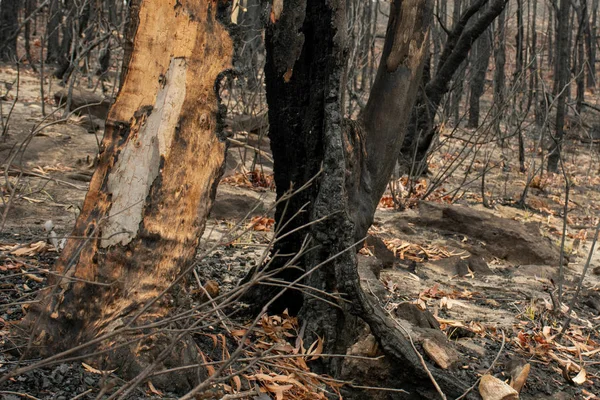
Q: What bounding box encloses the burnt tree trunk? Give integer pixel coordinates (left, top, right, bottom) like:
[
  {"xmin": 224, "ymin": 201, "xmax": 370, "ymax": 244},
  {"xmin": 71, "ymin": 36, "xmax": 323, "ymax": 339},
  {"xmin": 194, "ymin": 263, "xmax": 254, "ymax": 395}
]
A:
[
  {"xmin": 577, "ymin": 1, "xmax": 587, "ymax": 112},
  {"xmin": 0, "ymin": 0, "xmax": 21, "ymax": 61},
  {"xmin": 399, "ymin": 0, "xmax": 508, "ymax": 174},
  {"xmin": 467, "ymin": 24, "xmax": 491, "ymax": 128},
  {"xmin": 493, "ymin": 7, "xmax": 506, "ymax": 139},
  {"xmin": 247, "ymin": 0, "xmax": 471, "ymax": 396},
  {"xmin": 46, "ymin": 0, "xmax": 62, "ymax": 64},
  {"xmin": 19, "ymin": 0, "xmax": 233, "ymax": 391},
  {"xmin": 549, "ymin": 0, "xmax": 571, "ymax": 172},
  {"xmin": 590, "ymin": 0, "xmax": 599, "ymax": 87}
]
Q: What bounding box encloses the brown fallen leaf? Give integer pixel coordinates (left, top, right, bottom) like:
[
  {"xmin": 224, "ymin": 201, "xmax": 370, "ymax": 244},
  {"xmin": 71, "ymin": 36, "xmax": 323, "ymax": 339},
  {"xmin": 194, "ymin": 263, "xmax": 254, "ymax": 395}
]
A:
[
  {"xmin": 81, "ymin": 362, "xmax": 116, "ymax": 375},
  {"xmin": 148, "ymin": 381, "xmax": 163, "ymax": 396},
  {"xmin": 572, "ymin": 368, "xmax": 587, "ymax": 385},
  {"xmin": 10, "ymin": 241, "xmax": 50, "ymax": 257}
]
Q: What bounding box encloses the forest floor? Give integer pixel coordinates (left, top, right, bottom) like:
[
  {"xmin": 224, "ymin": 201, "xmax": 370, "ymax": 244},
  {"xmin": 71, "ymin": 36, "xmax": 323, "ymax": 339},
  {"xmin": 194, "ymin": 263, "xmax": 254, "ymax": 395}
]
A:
[{"xmin": 2, "ymin": 64, "xmax": 600, "ymax": 400}]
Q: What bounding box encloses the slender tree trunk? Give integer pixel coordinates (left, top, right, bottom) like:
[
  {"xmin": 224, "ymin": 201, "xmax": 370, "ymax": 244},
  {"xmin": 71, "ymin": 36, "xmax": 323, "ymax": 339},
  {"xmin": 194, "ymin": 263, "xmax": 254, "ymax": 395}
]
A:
[
  {"xmin": 0, "ymin": 0, "xmax": 21, "ymax": 61},
  {"xmin": 581, "ymin": 0, "xmax": 596, "ymax": 87},
  {"xmin": 549, "ymin": 0, "xmax": 571, "ymax": 172},
  {"xmin": 493, "ymin": 7, "xmax": 506, "ymax": 139},
  {"xmin": 24, "ymin": 0, "xmax": 37, "ymax": 68},
  {"xmin": 21, "ymin": 0, "xmax": 233, "ymax": 391},
  {"xmin": 447, "ymin": 0, "xmax": 462, "ymax": 124},
  {"xmin": 591, "ymin": 0, "xmax": 599, "ymax": 87},
  {"xmin": 577, "ymin": 2, "xmax": 587, "ymax": 112},
  {"xmin": 548, "ymin": 3, "xmax": 554, "ymax": 69},
  {"xmin": 514, "ymin": 0, "xmax": 524, "ymax": 84},
  {"xmin": 529, "ymin": 0, "xmax": 540, "ymax": 126},
  {"xmin": 400, "ymin": 0, "xmax": 508, "ymax": 173},
  {"xmin": 467, "ymin": 24, "xmax": 491, "ymax": 128},
  {"xmin": 46, "ymin": 0, "xmax": 62, "ymax": 64}
]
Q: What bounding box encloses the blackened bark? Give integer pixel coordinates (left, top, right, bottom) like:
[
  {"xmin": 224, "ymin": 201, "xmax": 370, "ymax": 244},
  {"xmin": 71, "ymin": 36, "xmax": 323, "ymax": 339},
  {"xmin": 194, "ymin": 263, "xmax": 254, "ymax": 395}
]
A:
[
  {"xmin": 229, "ymin": 0, "xmax": 264, "ymax": 92},
  {"xmin": 24, "ymin": 0, "xmax": 37, "ymax": 68},
  {"xmin": 54, "ymin": 2, "xmax": 76, "ymax": 80},
  {"xmin": 467, "ymin": 25, "xmax": 491, "ymax": 128},
  {"xmin": 529, "ymin": 0, "xmax": 540, "ymax": 126},
  {"xmin": 514, "ymin": 0, "xmax": 524, "ymax": 83},
  {"xmin": 0, "ymin": 0, "xmax": 21, "ymax": 61},
  {"xmin": 548, "ymin": 0, "xmax": 571, "ymax": 172},
  {"xmin": 247, "ymin": 0, "xmax": 471, "ymax": 396},
  {"xmin": 590, "ymin": 0, "xmax": 598, "ymax": 87},
  {"xmin": 46, "ymin": 0, "xmax": 62, "ymax": 63},
  {"xmin": 399, "ymin": 0, "xmax": 508, "ymax": 173},
  {"xmin": 577, "ymin": 2, "xmax": 586, "ymax": 112},
  {"xmin": 493, "ymin": 8, "xmax": 506, "ymax": 137}
]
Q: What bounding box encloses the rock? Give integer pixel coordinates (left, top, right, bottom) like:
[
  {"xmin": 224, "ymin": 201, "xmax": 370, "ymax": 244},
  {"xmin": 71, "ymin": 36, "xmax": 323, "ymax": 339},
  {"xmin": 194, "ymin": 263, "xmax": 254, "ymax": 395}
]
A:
[
  {"xmin": 347, "ymin": 333, "xmax": 379, "ymax": 357},
  {"xmin": 456, "ymin": 338, "xmax": 486, "ymax": 357},
  {"xmin": 407, "ymin": 202, "xmax": 561, "ymax": 265},
  {"xmin": 365, "ymin": 235, "xmax": 396, "ymax": 268},
  {"xmin": 479, "ymin": 374, "xmax": 519, "ymax": 400},
  {"xmin": 583, "ymin": 290, "xmax": 600, "ymax": 312},
  {"xmin": 506, "ymin": 360, "xmax": 530, "ymax": 393},
  {"xmin": 54, "ymin": 88, "xmax": 111, "ymax": 120},
  {"xmin": 422, "ymin": 336, "xmax": 460, "ymax": 369},
  {"xmin": 75, "ymin": 114, "xmax": 105, "ymax": 132},
  {"xmin": 429, "ymin": 254, "xmax": 492, "ymax": 277},
  {"xmin": 357, "ymin": 255, "xmax": 386, "ymax": 299},
  {"xmin": 210, "ymin": 189, "xmax": 270, "ymax": 220},
  {"xmin": 468, "ymin": 255, "xmax": 493, "ymax": 274},
  {"xmin": 394, "ymin": 302, "xmax": 440, "ymax": 329}
]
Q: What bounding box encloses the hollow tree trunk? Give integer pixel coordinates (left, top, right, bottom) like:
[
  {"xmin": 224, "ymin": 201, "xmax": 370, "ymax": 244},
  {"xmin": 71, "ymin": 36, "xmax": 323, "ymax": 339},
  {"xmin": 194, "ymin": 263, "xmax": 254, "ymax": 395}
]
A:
[
  {"xmin": 248, "ymin": 0, "xmax": 470, "ymax": 396},
  {"xmin": 21, "ymin": 0, "xmax": 232, "ymax": 390},
  {"xmin": 0, "ymin": 0, "xmax": 21, "ymax": 61}
]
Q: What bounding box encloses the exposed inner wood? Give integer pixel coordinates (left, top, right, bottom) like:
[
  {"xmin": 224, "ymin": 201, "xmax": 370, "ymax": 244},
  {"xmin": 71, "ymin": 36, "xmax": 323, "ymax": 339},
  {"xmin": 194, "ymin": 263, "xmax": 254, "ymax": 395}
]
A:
[{"xmin": 24, "ymin": 0, "xmax": 233, "ymax": 361}]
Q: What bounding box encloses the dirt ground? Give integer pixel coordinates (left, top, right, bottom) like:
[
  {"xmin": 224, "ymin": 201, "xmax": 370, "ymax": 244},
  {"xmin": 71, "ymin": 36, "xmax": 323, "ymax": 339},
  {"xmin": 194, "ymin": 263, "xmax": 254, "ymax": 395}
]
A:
[{"xmin": 2, "ymin": 61, "xmax": 600, "ymax": 400}]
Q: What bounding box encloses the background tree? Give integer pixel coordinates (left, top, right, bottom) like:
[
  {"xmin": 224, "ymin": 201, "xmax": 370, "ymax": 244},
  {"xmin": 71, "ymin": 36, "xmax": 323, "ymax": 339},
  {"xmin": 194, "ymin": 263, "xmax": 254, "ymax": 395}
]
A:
[
  {"xmin": 549, "ymin": 0, "xmax": 572, "ymax": 172},
  {"xmin": 400, "ymin": 0, "xmax": 509, "ymax": 176},
  {"xmin": 0, "ymin": 0, "xmax": 21, "ymax": 61}
]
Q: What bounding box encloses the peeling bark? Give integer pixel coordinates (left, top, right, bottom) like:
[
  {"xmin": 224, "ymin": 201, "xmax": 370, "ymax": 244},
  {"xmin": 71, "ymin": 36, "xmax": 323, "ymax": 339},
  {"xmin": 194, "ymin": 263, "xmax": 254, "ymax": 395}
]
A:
[{"xmin": 20, "ymin": 0, "xmax": 232, "ymax": 389}]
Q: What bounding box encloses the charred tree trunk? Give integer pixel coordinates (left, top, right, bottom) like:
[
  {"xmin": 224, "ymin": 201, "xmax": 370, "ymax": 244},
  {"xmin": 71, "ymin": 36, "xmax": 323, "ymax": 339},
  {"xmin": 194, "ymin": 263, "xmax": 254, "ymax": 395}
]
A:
[
  {"xmin": 46, "ymin": 0, "xmax": 62, "ymax": 64},
  {"xmin": 467, "ymin": 24, "xmax": 491, "ymax": 128},
  {"xmin": 0, "ymin": 0, "xmax": 21, "ymax": 61},
  {"xmin": 549, "ymin": 0, "xmax": 571, "ymax": 172},
  {"xmin": 590, "ymin": 0, "xmax": 599, "ymax": 87},
  {"xmin": 24, "ymin": 0, "xmax": 37, "ymax": 68},
  {"xmin": 514, "ymin": 0, "xmax": 524, "ymax": 84},
  {"xmin": 246, "ymin": 0, "xmax": 471, "ymax": 396},
  {"xmin": 19, "ymin": 0, "xmax": 233, "ymax": 391},
  {"xmin": 493, "ymin": 7, "xmax": 506, "ymax": 139},
  {"xmin": 399, "ymin": 0, "xmax": 508, "ymax": 174},
  {"xmin": 447, "ymin": 0, "xmax": 463, "ymax": 124},
  {"xmin": 577, "ymin": 2, "xmax": 587, "ymax": 112},
  {"xmin": 529, "ymin": 0, "xmax": 540, "ymax": 125},
  {"xmin": 230, "ymin": 0, "xmax": 264, "ymax": 92}
]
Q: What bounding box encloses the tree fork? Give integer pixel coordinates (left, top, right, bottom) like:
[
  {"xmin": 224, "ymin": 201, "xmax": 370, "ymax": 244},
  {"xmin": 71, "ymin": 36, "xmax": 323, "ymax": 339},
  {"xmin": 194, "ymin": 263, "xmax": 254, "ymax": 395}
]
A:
[
  {"xmin": 254, "ymin": 0, "xmax": 471, "ymax": 396},
  {"xmin": 16, "ymin": 0, "xmax": 233, "ymax": 390}
]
